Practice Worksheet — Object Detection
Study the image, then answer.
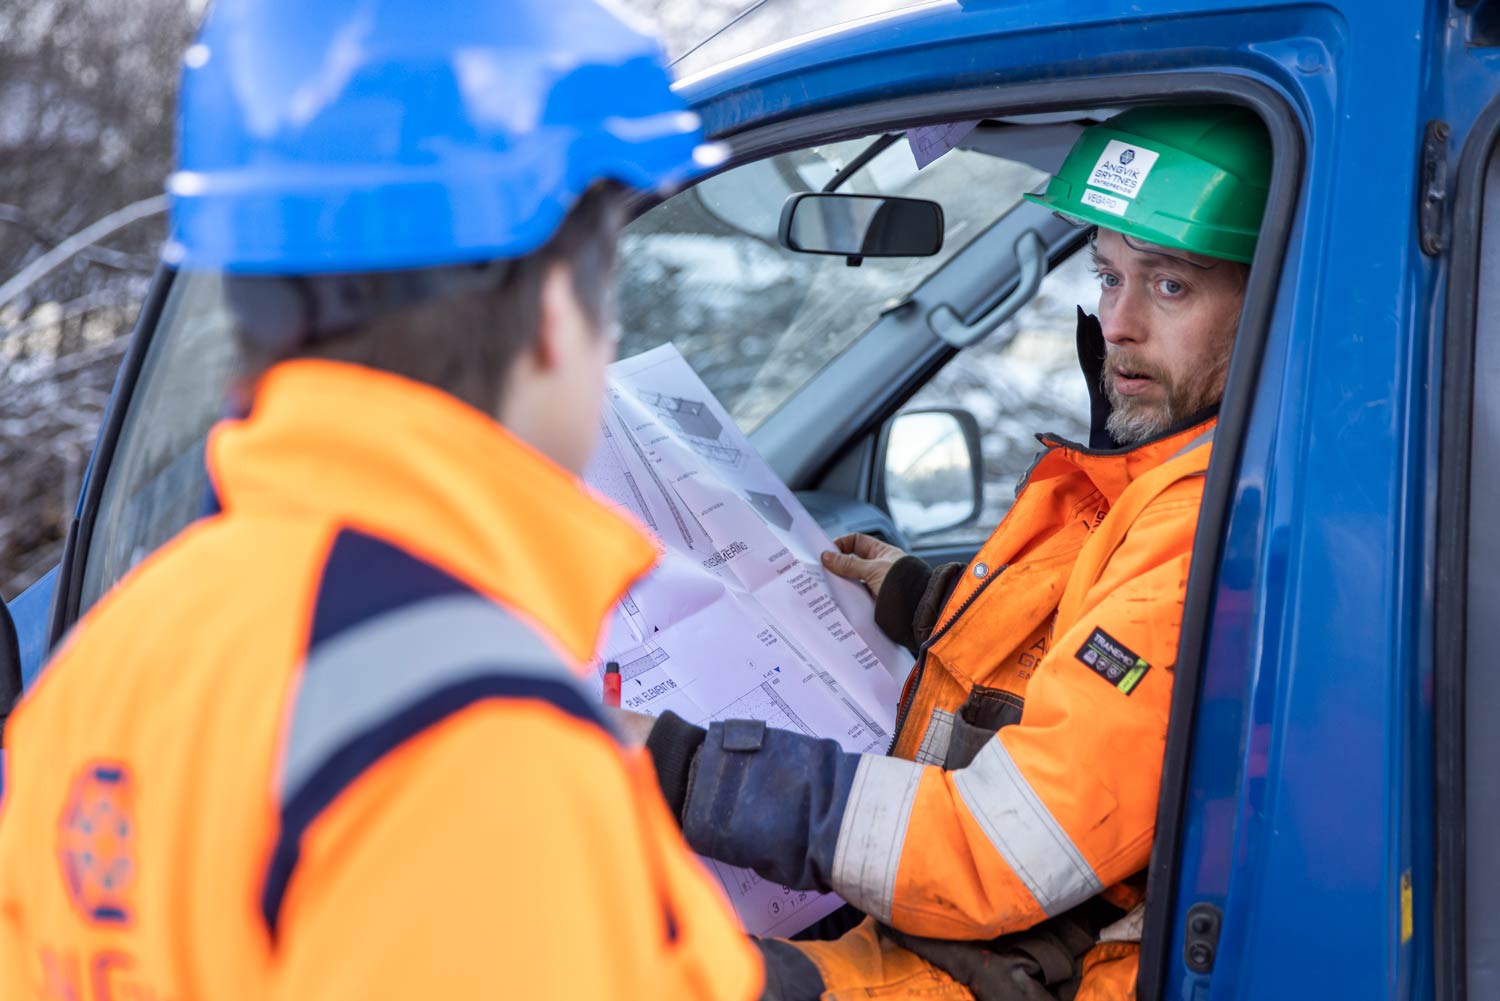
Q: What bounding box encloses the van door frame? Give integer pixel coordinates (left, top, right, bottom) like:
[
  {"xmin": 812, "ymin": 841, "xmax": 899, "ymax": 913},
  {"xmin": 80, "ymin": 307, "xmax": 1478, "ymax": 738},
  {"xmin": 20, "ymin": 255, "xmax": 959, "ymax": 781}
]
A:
[
  {"xmin": 1433, "ymin": 91, "xmax": 1500, "ymax": 1001},
  {"xmin": 669, "ymin": 71, "xmax": 1306, "ymax": 998}
]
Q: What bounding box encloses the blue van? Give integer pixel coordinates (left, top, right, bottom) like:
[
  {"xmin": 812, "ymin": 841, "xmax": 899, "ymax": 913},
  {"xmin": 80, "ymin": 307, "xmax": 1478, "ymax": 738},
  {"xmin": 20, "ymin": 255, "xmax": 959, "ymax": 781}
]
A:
[{"xmin": 4, "ymin": 2, "xmax": 1499, "ymax": 997}]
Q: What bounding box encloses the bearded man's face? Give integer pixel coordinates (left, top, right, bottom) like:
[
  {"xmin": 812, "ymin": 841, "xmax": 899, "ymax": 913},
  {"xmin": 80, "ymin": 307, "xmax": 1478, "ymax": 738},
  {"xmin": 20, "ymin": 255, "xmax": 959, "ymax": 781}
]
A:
[{"xmin": 1091, "ymin": 228, "xmax": 1246, "ymax": 444}]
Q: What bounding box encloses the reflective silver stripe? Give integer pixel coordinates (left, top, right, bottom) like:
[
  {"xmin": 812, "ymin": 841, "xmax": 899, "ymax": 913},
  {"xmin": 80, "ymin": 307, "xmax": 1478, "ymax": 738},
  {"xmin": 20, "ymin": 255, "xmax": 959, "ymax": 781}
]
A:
[
  {"xmin": 829, "ymin": 755, "xmax": 925, "ymax": 923},
  {"xmin": 280, "ymin": 594, "xmax": 572, "ymax": 799},
  {"xmin": 1170, "ymin": 426, "xmax": 1216, "ymax": 460},
  {"xmin": 913, "ymin": 708, "xmax": 955, "ymax": 767},
  {"xmin": 952, "ymin": 738, "xmax": 1104, "ymax": 916}
]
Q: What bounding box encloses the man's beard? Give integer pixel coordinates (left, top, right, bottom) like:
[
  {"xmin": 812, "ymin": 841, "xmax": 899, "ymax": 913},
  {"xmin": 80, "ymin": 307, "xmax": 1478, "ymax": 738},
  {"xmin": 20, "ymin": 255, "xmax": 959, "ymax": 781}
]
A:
[{"xmin": 1102, "ymin": 349, "xmax": 1227, "ymax": 445}]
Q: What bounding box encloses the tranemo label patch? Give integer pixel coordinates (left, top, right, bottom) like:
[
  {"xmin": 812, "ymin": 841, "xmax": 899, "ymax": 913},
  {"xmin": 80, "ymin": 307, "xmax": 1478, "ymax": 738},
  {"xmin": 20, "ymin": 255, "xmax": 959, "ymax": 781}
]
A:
[
  {"xmin": 1088, "ymin": 140, "xmax": 1160, "ymax": 199},
  {"xmin": 1076, "ymin": 627, "xmax": 1150, "ymax": 695}
]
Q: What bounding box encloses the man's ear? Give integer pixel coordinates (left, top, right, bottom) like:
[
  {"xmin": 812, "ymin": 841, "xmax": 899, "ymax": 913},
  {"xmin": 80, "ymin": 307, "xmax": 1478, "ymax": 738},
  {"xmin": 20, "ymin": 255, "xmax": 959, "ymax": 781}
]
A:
[{"xmin": 531, "ymin": 261, "xmax": 579, "ymax": 373}]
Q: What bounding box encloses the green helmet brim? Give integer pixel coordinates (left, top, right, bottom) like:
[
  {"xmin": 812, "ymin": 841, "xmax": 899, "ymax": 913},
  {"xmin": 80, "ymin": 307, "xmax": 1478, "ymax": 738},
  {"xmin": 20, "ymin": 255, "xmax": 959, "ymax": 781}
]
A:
[
  {"xmin": 1022, "ymin": 188, "xmax": 1259, "ymax": 264},
  {"xmin": 1024, "ymin": 106, "xmax": 1271, "ymax": 266}
]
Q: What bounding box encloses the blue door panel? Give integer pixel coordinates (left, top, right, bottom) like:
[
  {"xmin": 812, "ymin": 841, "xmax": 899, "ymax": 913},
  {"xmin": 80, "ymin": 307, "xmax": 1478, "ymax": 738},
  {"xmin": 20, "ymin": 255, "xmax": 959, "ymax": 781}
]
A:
[
  {"xmin": 10, "ymin": 566, "xmax": 57, "ymax": 691},
  {"xmin": 683, "ymin": 5, "xmax": 1346, "ymax": 136}
]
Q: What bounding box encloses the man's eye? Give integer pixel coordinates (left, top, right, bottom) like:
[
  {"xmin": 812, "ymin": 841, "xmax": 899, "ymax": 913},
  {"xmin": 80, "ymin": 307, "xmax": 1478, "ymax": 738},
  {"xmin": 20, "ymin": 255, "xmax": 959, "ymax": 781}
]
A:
[
  {"xmin": 1158, "ymin": 279, "xmax": 1185, "ymax": 296},
  {"xmin": 1099, "ymin": 273, "xmax": 1121, "ymax": 288}
]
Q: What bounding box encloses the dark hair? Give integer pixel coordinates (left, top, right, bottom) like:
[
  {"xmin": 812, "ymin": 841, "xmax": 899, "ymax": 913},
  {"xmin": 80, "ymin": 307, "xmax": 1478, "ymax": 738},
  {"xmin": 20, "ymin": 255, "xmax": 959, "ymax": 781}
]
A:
[{"xmin": 231, "ymin": 183, "xmax": 624, "ymax": 414}]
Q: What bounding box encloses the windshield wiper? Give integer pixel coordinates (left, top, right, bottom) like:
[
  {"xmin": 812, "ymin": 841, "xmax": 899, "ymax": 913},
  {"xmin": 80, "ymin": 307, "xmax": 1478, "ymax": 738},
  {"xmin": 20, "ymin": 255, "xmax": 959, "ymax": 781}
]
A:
[{"xmin": 821, "ymin": 133, "xmax": 902, "ymax": 192}]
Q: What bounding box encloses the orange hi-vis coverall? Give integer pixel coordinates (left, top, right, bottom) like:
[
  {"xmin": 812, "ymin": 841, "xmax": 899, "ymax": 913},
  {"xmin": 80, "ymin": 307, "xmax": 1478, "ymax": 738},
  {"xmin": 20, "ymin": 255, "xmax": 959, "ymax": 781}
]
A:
[
  {"xmin": 0, "ymin": 361, "xmax": 762, "ymax": 1001},
  {"xmin": 653, "ymin": 417, "xmax": 1216, "ymax": 1001}
]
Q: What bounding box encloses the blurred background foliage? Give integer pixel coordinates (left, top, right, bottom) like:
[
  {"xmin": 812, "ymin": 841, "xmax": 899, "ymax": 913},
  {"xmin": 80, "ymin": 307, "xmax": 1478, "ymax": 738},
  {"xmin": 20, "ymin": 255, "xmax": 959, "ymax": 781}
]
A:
[{"xmin": 0, "ymin": 0, "xmax": 745, "ymax": 598}]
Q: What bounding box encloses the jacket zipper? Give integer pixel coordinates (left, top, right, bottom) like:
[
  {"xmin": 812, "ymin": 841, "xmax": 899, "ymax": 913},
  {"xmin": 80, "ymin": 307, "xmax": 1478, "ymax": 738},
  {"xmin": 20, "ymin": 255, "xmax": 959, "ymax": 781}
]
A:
[{"xmin": 887, "ymin": 564, "xmax": 1008, "ymax": 755}]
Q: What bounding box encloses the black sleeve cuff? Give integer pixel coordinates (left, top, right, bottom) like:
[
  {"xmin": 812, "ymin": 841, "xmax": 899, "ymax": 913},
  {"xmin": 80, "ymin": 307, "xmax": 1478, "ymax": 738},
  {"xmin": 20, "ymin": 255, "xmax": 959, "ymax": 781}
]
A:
[
  {"xmin": 875, "ymin": 555, "xmax": 933, "ymax": 654},
  {"xmin": 912, "ymin": 561, "xmax": 966, "ymax": 648},
  {"xmin": 644, "ymin": 710, "xmax": 707, "ymax": 822}
]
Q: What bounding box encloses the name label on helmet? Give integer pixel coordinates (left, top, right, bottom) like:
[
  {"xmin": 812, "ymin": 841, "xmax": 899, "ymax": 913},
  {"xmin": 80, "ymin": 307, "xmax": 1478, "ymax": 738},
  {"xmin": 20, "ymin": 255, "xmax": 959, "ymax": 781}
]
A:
[
  {"xmin": 1088, "ymin": 140, "xmax": 1160, "ymax": 200},
  {"xmin": 1081, "ymin": 188, "xmax": 1129, "ymax": 217}
]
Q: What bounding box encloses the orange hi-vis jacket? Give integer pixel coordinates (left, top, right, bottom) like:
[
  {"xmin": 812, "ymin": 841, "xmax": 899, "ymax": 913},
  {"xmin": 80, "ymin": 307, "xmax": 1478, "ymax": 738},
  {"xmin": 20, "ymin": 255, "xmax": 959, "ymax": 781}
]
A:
[
  {"xmin": 677, "ymin": 418, "xmax": 1215, "ymax": 1000},
  {"xmin": 0, "ymin": 361, "xmax": 761, "ymax": 1001},
  {"xmin": 880, "ymin": 419, "xmax": 1215, "ymax": 932}
]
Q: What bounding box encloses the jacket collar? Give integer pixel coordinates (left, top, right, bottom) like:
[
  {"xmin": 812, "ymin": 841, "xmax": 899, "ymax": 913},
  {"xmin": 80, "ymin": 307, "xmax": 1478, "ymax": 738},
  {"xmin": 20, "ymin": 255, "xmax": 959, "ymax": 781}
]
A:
[
  {"xmin": 1024, "ymin": 409, "xmax": 1219, "ymax": 505},
  {"xmin": 207, "ymin": 360, "xmax": 656, "ymax": 669},
  {"xmin": 1045, "ymin": 404, "xmax": 1220, "ymax": 457}
]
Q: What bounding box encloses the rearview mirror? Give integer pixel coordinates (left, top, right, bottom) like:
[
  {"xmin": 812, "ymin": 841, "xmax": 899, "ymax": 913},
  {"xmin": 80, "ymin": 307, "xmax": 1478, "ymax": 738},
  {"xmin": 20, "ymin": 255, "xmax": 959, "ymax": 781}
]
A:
[
  {"xmin": 779, "ymin": 193, "xmax": 944, "ymax": 264},
  {"xmin": 880, "ymin": 408, "xmax": 983, "ymax": 539}
]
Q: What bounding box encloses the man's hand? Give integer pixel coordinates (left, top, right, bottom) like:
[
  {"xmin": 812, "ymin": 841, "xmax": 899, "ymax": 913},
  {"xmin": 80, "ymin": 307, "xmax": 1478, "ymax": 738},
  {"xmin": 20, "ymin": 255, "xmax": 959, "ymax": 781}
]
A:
[
  {"xmin": 604, "ymin": 706, "xmax": 658, "ymax": 747},
  {"xmin": 821, "ymin": 533, "xmax": 908, "ymax": 600}
]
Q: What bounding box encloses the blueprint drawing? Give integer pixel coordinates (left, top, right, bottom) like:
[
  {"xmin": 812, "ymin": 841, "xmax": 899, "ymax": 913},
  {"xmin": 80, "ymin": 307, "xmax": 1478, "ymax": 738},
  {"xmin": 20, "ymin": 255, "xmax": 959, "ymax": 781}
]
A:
[{"xmin": 582, "ymin": 344, "xmax": 911, "ymax": 937}]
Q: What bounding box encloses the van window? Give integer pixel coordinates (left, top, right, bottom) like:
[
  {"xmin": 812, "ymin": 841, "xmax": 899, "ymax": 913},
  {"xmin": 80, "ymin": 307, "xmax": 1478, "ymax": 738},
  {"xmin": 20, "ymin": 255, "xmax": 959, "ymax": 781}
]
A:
[{"xmin": 1465, "ymin": 129, "xmax": 1500, "ymax": 1000}]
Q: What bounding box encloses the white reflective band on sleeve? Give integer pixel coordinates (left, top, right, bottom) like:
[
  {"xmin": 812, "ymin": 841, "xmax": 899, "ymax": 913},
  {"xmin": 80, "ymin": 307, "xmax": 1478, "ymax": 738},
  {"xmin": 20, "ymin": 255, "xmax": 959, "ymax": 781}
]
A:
[
  {"xmin": 953, "ymin": 738, "xmax": 1104, "ymax": 916},
  {"xmin": 830, "ymin": 755, "xmax": 925, "ymax": 923},
  {"xmin": 913, "ymin": 709, "xmax": 955, "ymax": 767}
]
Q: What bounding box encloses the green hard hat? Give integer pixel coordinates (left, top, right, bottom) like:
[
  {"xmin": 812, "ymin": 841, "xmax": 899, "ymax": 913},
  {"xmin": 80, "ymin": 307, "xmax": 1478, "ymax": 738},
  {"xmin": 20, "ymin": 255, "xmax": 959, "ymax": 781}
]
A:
[{"xmin": 1023, "ymin": 105, "xmax": 1271, "ymax": 264}]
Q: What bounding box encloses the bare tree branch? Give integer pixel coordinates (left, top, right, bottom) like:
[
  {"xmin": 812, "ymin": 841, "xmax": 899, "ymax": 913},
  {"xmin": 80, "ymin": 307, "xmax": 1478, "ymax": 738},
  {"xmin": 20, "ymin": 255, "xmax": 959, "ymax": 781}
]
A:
[
  {"xmin": 0, "ymin": 194, "xmax": 166, "ymax": 310},
  {"xmin": 0, "ymin": 203, "xmax": 154, "ymax": 272}
]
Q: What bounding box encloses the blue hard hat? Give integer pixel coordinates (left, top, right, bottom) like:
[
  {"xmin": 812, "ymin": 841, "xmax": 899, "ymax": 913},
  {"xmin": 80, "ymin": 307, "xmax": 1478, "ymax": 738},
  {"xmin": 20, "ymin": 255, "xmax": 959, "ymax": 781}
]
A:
[{"xmin": 166, "ymin": 0, "xmax": 724, "ymax": 274}]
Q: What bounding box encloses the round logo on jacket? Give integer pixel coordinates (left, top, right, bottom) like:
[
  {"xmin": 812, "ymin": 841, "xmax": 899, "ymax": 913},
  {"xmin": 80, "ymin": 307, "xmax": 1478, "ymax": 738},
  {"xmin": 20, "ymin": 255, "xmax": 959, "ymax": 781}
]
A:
[{"xmin": 57, "ymin": 762, "xmax": 137, "ymax": 926}]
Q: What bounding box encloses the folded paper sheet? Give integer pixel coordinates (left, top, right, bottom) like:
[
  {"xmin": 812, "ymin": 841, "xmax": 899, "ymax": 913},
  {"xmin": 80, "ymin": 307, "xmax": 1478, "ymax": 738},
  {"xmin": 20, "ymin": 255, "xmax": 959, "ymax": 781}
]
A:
[{"xmin": 585, "ymin": 344, "xmax": 911, "ymax": 937}]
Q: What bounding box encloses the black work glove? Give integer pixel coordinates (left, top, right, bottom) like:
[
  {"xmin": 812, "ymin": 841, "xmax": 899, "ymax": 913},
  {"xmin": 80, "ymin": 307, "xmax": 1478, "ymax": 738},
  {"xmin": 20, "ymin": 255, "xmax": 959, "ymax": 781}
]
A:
[
  {"xmin": 1076, "ymin": 306, "xmax": 1117, "ymax": 449},
  {"xmin": 644, "ymin": 710, "xmax": 707, "ymax": 822}
]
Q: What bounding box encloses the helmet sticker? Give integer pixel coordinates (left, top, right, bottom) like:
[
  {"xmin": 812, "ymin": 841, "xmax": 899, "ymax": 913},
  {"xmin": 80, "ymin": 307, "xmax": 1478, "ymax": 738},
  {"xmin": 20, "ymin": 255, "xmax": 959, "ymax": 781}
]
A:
[
  {"xmin": 1088, "ymin": 140, "xmax": 1160, "ymax": 199},
  {"xmin": 1080, "ymin": 188, "xmax": 1129, "ymax": 216}
]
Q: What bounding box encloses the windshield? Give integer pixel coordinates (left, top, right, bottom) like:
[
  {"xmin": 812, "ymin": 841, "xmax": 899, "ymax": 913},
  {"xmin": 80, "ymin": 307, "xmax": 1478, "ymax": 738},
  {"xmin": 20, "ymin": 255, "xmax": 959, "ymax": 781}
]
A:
[
  {"xmin": 79, "ymin": 270, "xmax": 236, "ymax": 611},
  {"xmin": 617, "ymin": 133, "xmax": 1045, "ymax": 430},
  {"xmin": 77, "ymin": 126, "xmax": 1045, "ymax": 612}
]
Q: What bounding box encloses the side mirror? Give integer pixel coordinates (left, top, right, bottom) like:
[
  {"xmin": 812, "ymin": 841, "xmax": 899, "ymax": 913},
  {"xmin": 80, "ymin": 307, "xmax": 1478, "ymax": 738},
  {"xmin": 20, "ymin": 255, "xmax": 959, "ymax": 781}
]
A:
[
  {"xmin": 778, "ymin": 193, "xmax": 944, "ymax": 265},
  {"xmin": 879, "ymin": 408, "xmax": 983, "ymax": 539}
]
